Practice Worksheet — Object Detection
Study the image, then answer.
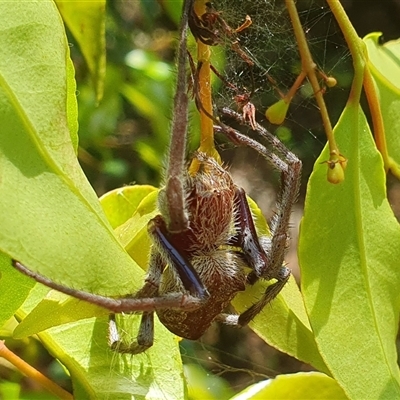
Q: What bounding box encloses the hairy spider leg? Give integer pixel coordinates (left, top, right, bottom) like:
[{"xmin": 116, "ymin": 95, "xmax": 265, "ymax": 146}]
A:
[
  {"xmin": 161, "ymin": 0, "xmax": 194, "ymax": 234},
  {"xmin": 12, "ymin": 260, "xmax": 205, "ymax": 314},
  {"xmin": 108, "ymin": 251, "xmax": 162, "ymax": 354},
  {"xmin": 214, "ymin": 108, "xmax": 301, "ymax": 325},
  {"xmin": 109, "ymin": 313, "xmax": 154, "ymax": 355}
]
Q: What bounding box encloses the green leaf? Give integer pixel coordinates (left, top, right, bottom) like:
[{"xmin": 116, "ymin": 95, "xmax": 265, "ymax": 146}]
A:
[
  {"xmin": 66, "ymin": 55, "xmax": 79, "ymax": 152},
  {"xmin": 0, "ymin": 0, "xmax": 139, "ymax": 298},
  {"xmin": 0, "ymin": 252, "xmax": 34, "ymax": 328},
  {"xmin": 299, "ymin": 103, "xmax": 400, "ymax": 398},
  {"xmin": 0, "ymin": 381, "xmax": 21, "ymax": 400},
  {"xmin": 364, "ymin": 33, "xmax": 400, "ymax": 175},
  {"xmin": 56, "ymin": 0, "xmax": 106, "ymax": 102},
  {"xmin": 13, "ymin": 293, "xmax": 107, "ymax": 339},
  {"xmin": 231, "ymin": 372, "xmax": 347, "ymax": 400},
  {"xmin": 114, "ymin": 190, "xmax": 159, "ymax": 269},
  {"xmin": 233, "ymin": 278, "xmax": 328, "ymax": 373},
  {"xmin": 100, "ymin": 185, "xmax": 157, "ymax": 229},
  {"xmin": 364, "ymin": 33, "xmax": 400, "ymax": 88},
  {"xmin": 184, "ymin": 364, "xmax": 234, "ymax": 400}
]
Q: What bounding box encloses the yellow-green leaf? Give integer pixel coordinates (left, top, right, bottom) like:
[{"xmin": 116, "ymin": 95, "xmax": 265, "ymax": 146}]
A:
[
  {"xmin": 100, "ymin": 185, "xmax": 157, "ymax": 229},
  {"xmin": 299, "ymin": 103, "xmax": 400, "ymax": 399},
  {"xmin": 56, "ymin": 0, "xmax": 106, "ymax": 102},
  {"xmin": 0, "ymin": 0, "xmax": 138, "ymax": 298},
  {"xmin": 231, "ymin": 372, "xmax": 347, "ymax": 400}
]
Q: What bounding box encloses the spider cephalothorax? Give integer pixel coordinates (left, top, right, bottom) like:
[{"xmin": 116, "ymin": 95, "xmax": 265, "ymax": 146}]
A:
[{"xmin": 12, "ymin": 0, "xmax": 301, "ymax": 355}]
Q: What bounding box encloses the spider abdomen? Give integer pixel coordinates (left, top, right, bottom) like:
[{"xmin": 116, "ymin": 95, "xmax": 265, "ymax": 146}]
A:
[{"xmin": 157, "ymin": 251, "xmax": 247, "ymax": 339}]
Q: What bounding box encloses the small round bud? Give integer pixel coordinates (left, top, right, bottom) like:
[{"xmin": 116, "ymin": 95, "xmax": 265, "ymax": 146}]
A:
[
  {"xmin": 321, "ymin": 154, "xmax": 348, "ymax": 184},
  {"xmin": 325, "ymin": 76, "xmax": 337, "ymax": 88},
  {"xmin": 327, "ymin": 161, "xmax": 345, "ymax": 184}
]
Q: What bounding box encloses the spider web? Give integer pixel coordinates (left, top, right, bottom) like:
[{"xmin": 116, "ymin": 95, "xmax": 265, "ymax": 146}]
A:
[{"xmin": 209, "ymin": 0, "xmax": 352, "ymax": 157}]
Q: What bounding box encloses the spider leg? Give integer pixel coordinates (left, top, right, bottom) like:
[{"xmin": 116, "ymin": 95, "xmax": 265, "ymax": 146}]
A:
[
  {"xmin": 238, "ymin": 272, "xmax": 290, "ymax": 326},
  {"xmin": 214, "ymin": 108, "xmax": 301, "ymax": 324},
  {"xmin": 11, "ymin": 260, "xmax": 204, "ymax": 313},
  {"xmin": 109, "ymin": 312, "xmax": 154, "ymax": 354},
  {"xmin": 229, "ymin": 186, "xmax": 269, "ymax": 277},
  {"xmin": 215, "ymin": 270, "xmax": 290, "ymax": 328},
  {"xmin": 226, "ymin": 187, "xmax": 292, "ymax": 326},
  {"xmin": 107, "ymin": 250, "xmax": 164, "ymax": 354},
  {"xmin": 215, "ymin": 108, "xmax": 301, "ymax": 280},
  {"xmin": 159, "ymin": 0, "xmax": 195, "ymax": 234}
]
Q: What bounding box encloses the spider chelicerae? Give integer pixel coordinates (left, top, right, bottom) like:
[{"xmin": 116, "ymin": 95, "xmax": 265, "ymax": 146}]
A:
[{"xmin": 12, "ymin": 0, "xmax": 301, "ymax": 354}]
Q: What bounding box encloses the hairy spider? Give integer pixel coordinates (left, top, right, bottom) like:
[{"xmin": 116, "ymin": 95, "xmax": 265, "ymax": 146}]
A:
[{"xmin": 12, "ymin": 0, "xmax": 301, "ymax": 354}]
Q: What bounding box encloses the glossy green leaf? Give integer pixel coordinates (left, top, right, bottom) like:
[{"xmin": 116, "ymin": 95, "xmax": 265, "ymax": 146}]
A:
[
  {"xmin": 364, "ymin": 33, "xmax": 400, "ymax": 174},
  {"xmin": 100, "ymin": 185, "xmax": 157, "ymax": 229},
  {"xmin": 299, "ymin": 104, "xmax": 400, "ymax": 398},
  {"xmin": 56, "ymin": 0, "xmax": 106, "ymax": 102},
  {"xmin": 364, "ymin": 33, "xmax": 400, "ymax": 88},
  {"xmin": 184, "ymin": 364, "xmax": 233, "ymax": 400},
  {"xmin": 0, "ymin": 382, "xmax": 21, "ymax": 400},
  {"xmin": 236, "ymin": 277, "xmax": 328, "ymax": 373},
  {"xmin": 12, "ymin": 182, "xmax": 184, "ymax": 398},
  {"xmin": 0, "ymin": 252, "xmax": 33, "ymax": 327},
  {"xmin": 114, "ymin": 190, "xmax": 159, "ymax": 269},
  {"xmin": 231, "ymin": 372, "xmax": 347, "ymax": 400},
  {"xmin": 0, "ymin": 0, "xmax": 139, "ymax": 298},
  {"xmin": 13, "ymin": 183, "xmax": 184, "ymax": 399},
  {"xmin": 13, "ymin": 293, "xmax": 106, "ymax": 339},
  {"xmin": 66, "ymin": 55, "xmax": 79, "ymax": 152}
]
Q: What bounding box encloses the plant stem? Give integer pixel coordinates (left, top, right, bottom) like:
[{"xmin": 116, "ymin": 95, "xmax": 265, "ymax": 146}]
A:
[
  {"xmin": 196, "ymin": 39, "xmax": 214, "ymax": 155},
  {"xmin": 363, "ymin": 67, "xmax": 389, "ymax": 169},
  {"xmin": 329, "ymin": 2, "xmax": 400, "ymax": 178},
  {"xmin": 326, "ymin": 0, "xmax": 365, "ymax": 104},
  {"xmin": 189, "ymin": 0, "xmax": 221, "ymax": 175},
  {"xmin": 284, "ymin": 70, "xmax": 307, "ymax": 104},
  {"xmin": 0, "ymin": 340, "xmax": 73, "ymax": 399},
  {"xmin": 285, "ymin": 0, "xmax": 339, "ymax": 159}
]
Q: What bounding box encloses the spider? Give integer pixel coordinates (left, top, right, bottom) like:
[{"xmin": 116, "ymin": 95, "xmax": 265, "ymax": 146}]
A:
[{"xmin": 12, "ymin": 0, "xmax": 301, "ymax": 354}]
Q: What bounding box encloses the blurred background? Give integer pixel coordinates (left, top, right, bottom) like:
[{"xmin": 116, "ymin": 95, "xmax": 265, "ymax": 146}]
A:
[{"xmin": 2, "ymin": 0, "xmax": 400, "ymax": 398}]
